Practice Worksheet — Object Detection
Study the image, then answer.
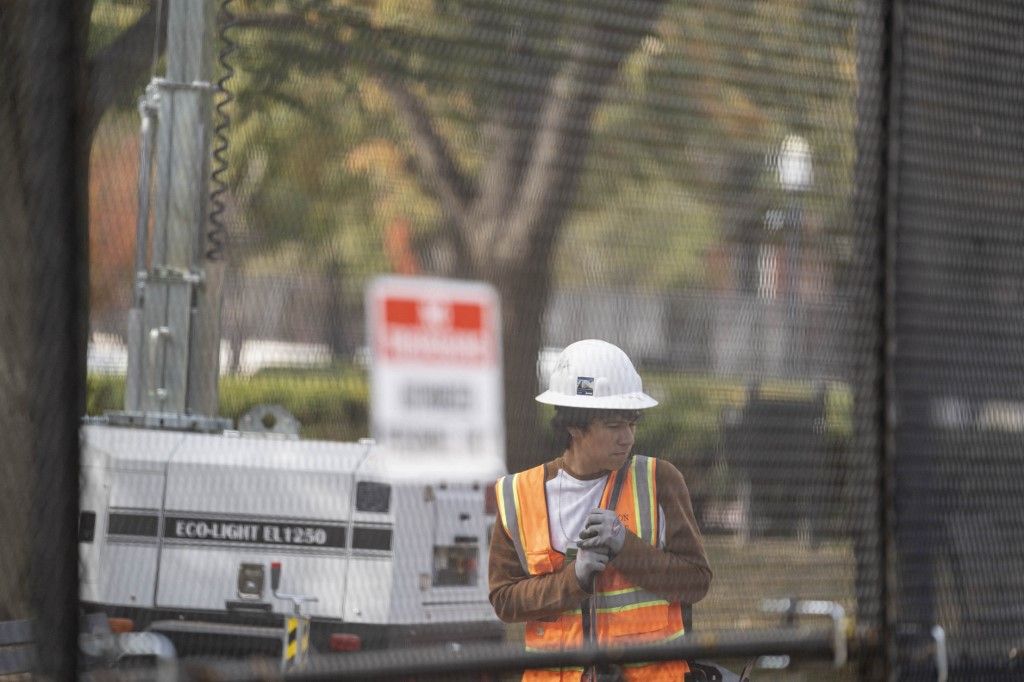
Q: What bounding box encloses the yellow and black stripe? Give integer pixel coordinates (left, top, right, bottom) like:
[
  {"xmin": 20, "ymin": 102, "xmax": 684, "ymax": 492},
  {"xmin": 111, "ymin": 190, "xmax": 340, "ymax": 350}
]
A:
[
  {"xmin": 284, "ymin": 617, "xmax": 299, "ymax": 664},
  {"xmin": 282, "ymin": 616, "xmax": 312, "ymax": 670}
]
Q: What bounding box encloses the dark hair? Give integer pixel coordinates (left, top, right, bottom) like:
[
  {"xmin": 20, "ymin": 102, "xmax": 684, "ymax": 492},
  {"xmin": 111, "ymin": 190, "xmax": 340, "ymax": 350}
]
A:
[{"xmin": 550, "ymin": 407, "xmax": 642, "ymax": 451}]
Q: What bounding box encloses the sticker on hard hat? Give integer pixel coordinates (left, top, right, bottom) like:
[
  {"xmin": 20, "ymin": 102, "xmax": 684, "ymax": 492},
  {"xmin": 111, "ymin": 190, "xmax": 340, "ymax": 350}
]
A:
[{"xmin": 576, "ymin": 377, "xmax": 594, "ymax": 396}]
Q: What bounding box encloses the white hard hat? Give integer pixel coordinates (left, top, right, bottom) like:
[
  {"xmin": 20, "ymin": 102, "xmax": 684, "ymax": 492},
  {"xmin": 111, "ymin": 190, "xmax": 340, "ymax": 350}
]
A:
[{"xmin": 535, "ymin": 339, "xmax": 657, "ymax": 410}]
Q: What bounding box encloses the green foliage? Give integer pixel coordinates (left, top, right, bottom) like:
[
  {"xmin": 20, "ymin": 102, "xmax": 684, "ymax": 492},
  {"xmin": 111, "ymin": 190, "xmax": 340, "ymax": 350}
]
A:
[
  {"xmin": 88, "ymin": 369, "xmax": 850, "ymax": 453},
  {"xmin": 86, "ymin": 368, "xmax": 370, "ymax": 442},
  {"xmin": 638, "ymin": 373, "xmax": 748, "ymax": 464},
  {"xmin": 226, "ymin": 9, "xmax": 402, "ymax": 292},
  {"xmin": 85, "ymin": 0, "xmax": 863, "ymax": 315},
  {"xmin": 534, "ymin": 371, "xmax": 851, "ymax": 480},
  {"xmin": 556, "ymin": 180, "xmax": 719, "ymax": 289},
  {"xmin": 633, "ymin": 373, "xmax": 852, "ymax": 504},
  {"xmin": 87, "ymin": 0, "xmax": 148, "ymax": 59},
  {"xmin": 218, "ymin": 370, "xmax": 370, "ymax": 441},
  {"xmin": 640, "ymin": 373, "xmax": 847, "ymax": 449},
  {"xmin": 86, "ymin": 373, "xmax": 126, "ymax": 416},
  {"xmin": 86, "ymin": 0, "xmax": 862, "ymax": 474},
  {"xmin": 226, "ymin": 0, "xmax": 799, "ymax": 290}
]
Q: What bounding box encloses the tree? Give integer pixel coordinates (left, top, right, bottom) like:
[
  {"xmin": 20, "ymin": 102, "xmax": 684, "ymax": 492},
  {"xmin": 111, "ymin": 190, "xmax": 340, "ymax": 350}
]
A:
[
  {"xmin": 228, "ymin": 0, "xmax": 671, "ymax": 471},
  {"xmin": 215, "ymin": 0, "xmax": 858, "ymax": 470},
  {"xmin": 79, "ymin": 0, "xmax": 858, "ymax": 477},
  {"xmin": 84, "ymin": 1, "xmax": 167, "ymax": 138}
]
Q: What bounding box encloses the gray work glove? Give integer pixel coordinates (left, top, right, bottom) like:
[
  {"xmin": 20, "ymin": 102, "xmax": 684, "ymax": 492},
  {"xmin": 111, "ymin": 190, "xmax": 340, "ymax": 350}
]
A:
[
  {"xmin": 573, "ymin": 545, "xmax": 611, "ymax": 590},
  {"xmin": 578, "ymin": 509, "xmax": 626, "ymax": 556}
]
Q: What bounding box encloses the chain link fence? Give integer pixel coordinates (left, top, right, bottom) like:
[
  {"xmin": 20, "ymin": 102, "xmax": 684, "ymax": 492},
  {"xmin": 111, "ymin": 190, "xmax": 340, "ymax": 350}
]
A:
[{"xmin": 2, "ymin": 0, "xmax": 1023, "ymax": 679}]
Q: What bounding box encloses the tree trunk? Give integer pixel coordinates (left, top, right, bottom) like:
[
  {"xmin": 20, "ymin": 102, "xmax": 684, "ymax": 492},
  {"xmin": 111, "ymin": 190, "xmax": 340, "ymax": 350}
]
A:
[
  {"xmin": 324, "ymin": 259, "xmax": 352, "ymax": 358},
  {"xmin": 378, "ymin": 1, "xmax": 669, "ymax": 474},
  {"xmin": 495, "ymin": 265, "xmax": 554, "ymax": 474}
]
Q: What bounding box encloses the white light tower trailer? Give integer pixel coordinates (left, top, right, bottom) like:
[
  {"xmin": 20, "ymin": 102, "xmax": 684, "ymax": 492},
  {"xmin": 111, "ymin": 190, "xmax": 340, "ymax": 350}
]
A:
[{"xmin": 79, "ymin": 1, "xmax": 503, "ymax": 659}]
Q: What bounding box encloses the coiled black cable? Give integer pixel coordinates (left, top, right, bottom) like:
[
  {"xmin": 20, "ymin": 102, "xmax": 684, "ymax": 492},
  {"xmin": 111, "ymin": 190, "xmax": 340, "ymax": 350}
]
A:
[{"xmin": 207, "ymin": 0, "xmax": 236, "ymax": 262}]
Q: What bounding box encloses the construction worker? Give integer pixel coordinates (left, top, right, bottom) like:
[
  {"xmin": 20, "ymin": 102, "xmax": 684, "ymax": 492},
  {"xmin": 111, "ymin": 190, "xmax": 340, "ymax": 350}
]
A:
[{"xmin": 489, "ymin": 339, "xmax": 712, "ymax": 681}]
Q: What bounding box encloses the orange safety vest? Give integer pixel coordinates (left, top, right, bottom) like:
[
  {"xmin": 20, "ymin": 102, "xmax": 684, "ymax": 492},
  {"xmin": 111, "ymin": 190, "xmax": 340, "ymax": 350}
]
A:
[{"xmin": 496, "ymin": 455, "xmax": 688, "ymax": 682}]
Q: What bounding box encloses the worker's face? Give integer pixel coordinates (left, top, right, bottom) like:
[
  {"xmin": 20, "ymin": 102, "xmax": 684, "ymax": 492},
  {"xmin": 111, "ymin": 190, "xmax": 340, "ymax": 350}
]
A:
[{"xmin": 569, "ymin": 414, "xmax": 638, "ymax": 473}]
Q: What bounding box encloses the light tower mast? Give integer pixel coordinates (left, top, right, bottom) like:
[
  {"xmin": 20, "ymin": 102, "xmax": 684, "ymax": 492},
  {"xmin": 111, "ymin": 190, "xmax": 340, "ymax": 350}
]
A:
[{"xmin": 119, "ymin": 0, "xmax": 229, "ymax": 431}]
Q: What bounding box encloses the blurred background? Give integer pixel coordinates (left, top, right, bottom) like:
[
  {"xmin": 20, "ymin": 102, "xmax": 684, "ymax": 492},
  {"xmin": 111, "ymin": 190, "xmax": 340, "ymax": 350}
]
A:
[{"xmin": 3, "ymin": 0, "xmax": 1024, "ymax": 679}]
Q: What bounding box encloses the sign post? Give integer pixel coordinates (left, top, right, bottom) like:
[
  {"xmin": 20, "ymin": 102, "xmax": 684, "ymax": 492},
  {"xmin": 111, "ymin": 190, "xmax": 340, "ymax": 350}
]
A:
[{"xmin": 367, "ymin": 276, "xmax": 504, "ymax": 479}]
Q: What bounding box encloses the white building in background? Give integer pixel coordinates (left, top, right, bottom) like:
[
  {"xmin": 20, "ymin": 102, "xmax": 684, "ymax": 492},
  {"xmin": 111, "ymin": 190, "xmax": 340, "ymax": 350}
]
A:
[
  {"xmin": 87, "ymin": 333, "xmax": 328, "ymax": 377},
  {"xmin": 87, "ymin": 333, "xmax": 129, "ymax": 374}
]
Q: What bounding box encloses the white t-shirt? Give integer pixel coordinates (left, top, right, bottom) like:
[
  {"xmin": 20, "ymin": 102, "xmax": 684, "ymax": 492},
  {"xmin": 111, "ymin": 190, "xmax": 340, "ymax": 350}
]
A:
[
  {"xmin": 545, "ymin": 469, "xmax": 607, "ymax": 554},
  {"xmin": 544, "ymin": 466, "xmax": 667, "ymax": 554}
]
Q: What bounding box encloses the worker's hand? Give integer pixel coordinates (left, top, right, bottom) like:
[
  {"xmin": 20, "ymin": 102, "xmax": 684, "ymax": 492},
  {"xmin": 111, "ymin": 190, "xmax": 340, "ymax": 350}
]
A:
[
  {"xmin": 573, "ymin": 545, "xmax": 611, "ymax": 590},
  {"xmin": 578, "ymin": 509, "xmax": 626, "ymax": 556}
]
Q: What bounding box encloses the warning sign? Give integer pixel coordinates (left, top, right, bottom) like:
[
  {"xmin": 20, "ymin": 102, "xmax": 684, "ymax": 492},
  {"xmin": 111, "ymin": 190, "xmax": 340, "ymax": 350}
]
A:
[
  {"xmin": 367, "ymin": 277, "xmax": 504, "ymax": 470},
  {"xmin": 378, "ymin": 296, "xmax": 493, "ymax": 365}
]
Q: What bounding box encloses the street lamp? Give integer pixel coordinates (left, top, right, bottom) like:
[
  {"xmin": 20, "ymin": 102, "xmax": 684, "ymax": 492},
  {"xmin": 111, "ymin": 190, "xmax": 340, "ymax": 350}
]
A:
[
  {"xmin": 777, "ymin": 134, "xmax": 813, "ymax": 193},
  {"xmin": 774, "ymin": 135, "xmax": 813, "ymax": 376}
]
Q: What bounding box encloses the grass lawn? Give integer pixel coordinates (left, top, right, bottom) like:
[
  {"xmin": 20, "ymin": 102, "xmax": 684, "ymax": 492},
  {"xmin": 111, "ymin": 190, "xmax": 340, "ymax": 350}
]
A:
[
  {"xmin": 698, "ymin": 534, "xmax": 860, "ymax": 680},
  {"xmin": 697, "ymin": 534, "xmax": 857, "ymax": 631}
]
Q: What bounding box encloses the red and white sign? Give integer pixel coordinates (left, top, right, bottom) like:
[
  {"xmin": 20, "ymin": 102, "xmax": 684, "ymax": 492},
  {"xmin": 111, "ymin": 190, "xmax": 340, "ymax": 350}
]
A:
[
  {"xmin": 367, "ymin": 276, "xmax": 504, "ymax": 474},
  {"xmin": 377, "ymin": 296, "xmax": 495, "ymax": 365}
]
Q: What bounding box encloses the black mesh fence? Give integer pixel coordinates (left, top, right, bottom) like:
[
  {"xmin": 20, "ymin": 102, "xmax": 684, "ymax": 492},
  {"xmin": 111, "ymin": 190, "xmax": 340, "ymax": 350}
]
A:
[
  {"xmin": 1, "ymin": 3, "xmax": 86, "ymax": 680},
  {"xmin": 2, "ymin": 0, "xmax": 1023, "ymax": 679},
  {"xmin": 889, "ymin": 1, "xmax": 1024, "ymax": 678}
]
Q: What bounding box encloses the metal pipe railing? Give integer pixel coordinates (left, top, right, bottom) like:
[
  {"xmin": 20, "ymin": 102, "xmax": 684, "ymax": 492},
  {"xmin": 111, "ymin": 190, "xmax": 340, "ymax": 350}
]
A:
[
  {"xmin": 183, "ymin": 627, "xmax": 837, "ymax": 681},
  {"xmin": 761, "ymin": 597, "xmax": 848, "ymax": 667}
]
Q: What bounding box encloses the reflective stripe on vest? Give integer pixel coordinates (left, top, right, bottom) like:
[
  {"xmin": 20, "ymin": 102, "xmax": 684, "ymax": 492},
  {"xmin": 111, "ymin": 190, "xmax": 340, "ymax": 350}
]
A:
[
  {"xmin": 595, "ymin": 585, "xmax": 671, "ymax": 613},
  {"xmin": 496, "ymin": 475, "xmax": 528, "ymax": 571},
  {"xmin": 631, "ymin": 454, "xmax": 657, "ymax": 546}
]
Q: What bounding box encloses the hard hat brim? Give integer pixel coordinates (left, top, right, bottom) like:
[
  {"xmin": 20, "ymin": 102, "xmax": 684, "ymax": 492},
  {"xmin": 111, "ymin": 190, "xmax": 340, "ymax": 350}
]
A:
[{"xmin": 534, "ymin": 390, "xmax": 658, "ymax": 410}]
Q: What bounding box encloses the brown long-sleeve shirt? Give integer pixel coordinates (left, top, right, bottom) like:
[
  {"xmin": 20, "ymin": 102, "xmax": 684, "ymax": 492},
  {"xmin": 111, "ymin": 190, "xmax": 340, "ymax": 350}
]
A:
[{"xmin": 488, "ymin": 456, "xmax": 712, "ymax": 623}]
